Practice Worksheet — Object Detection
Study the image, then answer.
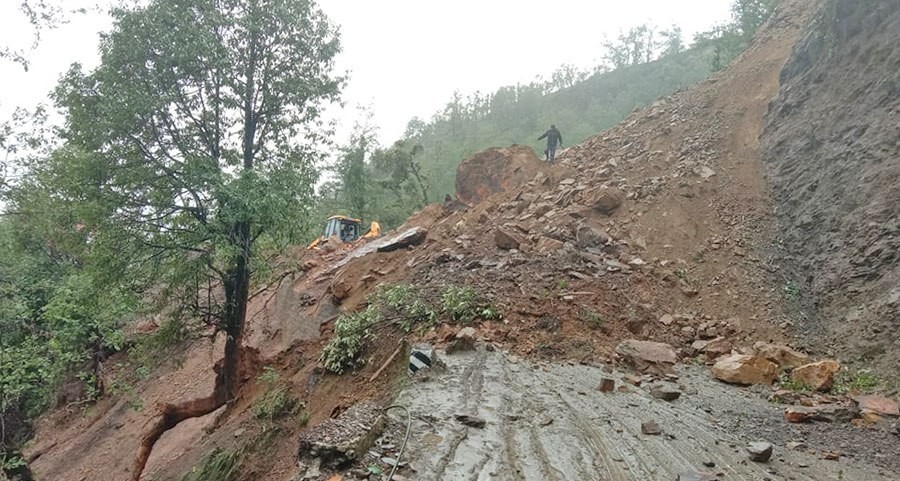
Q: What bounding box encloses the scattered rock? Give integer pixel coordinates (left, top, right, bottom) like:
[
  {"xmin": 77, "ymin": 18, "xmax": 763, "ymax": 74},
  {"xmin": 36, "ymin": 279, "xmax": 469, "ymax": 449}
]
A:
[
  {"xmin": 711, "ymin": 354, "xmax": 778, "ymax": 385},
  {"xmin": 589, "ymin": 188, "xmax": 624, "ymax": 215},
  {"xmin": 616, "ymin": 339, "xmax": 677, "ymax": 372},
  {"xmin": 536, "ymin": 236, "xmax": 564, "ymax": 253},
  {"xmin": 446, "ymin": 327, "xmax": 477, "ymax": 354},
  {"xmin": 650, "ymin": 384, "xmax": 682, "ymax": 402},
  {"xmin": 786, "ymin": 441, "xmax": 807, "ymax": 450},
  {"xmin": 752, "ymin": 342, "xmax": 811, "ymax": 370},
  {"xmin": 703, "ymin": 337, "xmax": 733, "ymax": 359},
  {"xmin": 298, "ymin": 402, "xmax": 385, "ymax": 468},
  {"xmin": 853, "ymin": 394, "xmax": 900, "ymax": 417},
  {"xmin": 641, "ymin": 420, "xmax": 662, "ymax": 435},
  {"xmin": 597, "ymin": 378, "xmax": 616, "ymax": 393},
  {"xmin": 575, "ymin": 225, "xmax": 611, "ymax": 248},
  {"xmin": 784, "ymin": 404, "xmax": 860, "ymax": 423},
  {"xmin": 791, "ymin": 360, "xmax": 840, "ymax": 391},
  {"xmin": 494, "ymin": 228, "xmax": 523, "ymax": 250},
  {"xmin": 659, "ymin": 314, "xmax": 675, "ymax": 326},
  {"xmin": 454, "ymin": 414, "xmax": 486, "ymax": 429},
  {"xmin": 747, "ymin": 441, "xmax": 773, "ymax": 462}
]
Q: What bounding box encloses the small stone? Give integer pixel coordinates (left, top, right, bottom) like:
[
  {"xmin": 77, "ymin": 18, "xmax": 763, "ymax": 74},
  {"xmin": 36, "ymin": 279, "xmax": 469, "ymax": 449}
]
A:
[
  {"xmin": 446, "ymin": 327, "xmax": 477, "ymax": 354},
  {"xmin": 659, "ymin": 314, "xmax": 675, "ymax": 326},
  {"xmin": 454, "ymin": 414, "xmax": 486, "ymax": 429},
  {"xmin": 641, "ymin": 420, "xmax": 662, "ymax": 435},
  {"xmin": 597, "ymin": 378, "xmax": 616, "ymax": 393},
  {"xmin": 822, "ymin": 451, "xmax": 841, "ymax": 460},
  {"xmin": 747, "ymin": 441, "xmax": 773, "ymax": 462},
  {"xmin": 650, "ymin": 385, "xmax": 682, "ymax": 402},
  {"xmin": 786, "ymin": 441, "xmax": 807, "ymax": 450},
  {"xmin": 233, "ymin": 428, "xmax": 246, "ymax": 437}
]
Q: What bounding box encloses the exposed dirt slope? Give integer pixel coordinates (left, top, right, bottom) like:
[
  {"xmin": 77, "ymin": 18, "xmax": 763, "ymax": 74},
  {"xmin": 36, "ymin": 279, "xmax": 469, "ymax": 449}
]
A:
[
  {"xmin": 24, "ymin": 0, "xmax": 900, "ymax": 480},
  {"xmin": 761, "ymin": 0, "xmax": 900, "ymax": 376}
]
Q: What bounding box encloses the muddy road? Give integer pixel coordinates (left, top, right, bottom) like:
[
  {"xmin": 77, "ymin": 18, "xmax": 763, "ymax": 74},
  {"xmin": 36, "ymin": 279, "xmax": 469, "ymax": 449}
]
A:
[{"xmin": 393, "ymin": 348, "xmax": 896, "ymax": 481}]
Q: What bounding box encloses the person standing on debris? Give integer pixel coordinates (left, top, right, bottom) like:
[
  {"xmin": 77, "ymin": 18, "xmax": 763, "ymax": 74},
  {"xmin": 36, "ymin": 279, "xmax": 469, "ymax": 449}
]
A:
[{"xmin": 538, "ymin": 124, "xmax": 563, "ymax": 162}]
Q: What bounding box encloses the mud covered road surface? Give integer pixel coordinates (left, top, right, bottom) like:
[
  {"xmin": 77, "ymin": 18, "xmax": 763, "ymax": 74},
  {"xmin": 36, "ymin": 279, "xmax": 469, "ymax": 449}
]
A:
[{"xmin": 395, "ymin": 348, "xmax": 897, "ymax": 481}]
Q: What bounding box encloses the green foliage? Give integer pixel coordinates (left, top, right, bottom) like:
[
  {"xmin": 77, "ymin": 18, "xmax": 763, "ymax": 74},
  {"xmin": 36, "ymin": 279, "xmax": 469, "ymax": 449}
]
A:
[
  {"xmin": 252, "ymin": 367, "xmax": 299, "ymax": 422},
  {"xmin": 832, "ymin": 369, "xmax": 881, "ymax": 394},
  {"xmin": 320, "ymin": 308, "xmax": 379, "ymax": 374},
  {"xmin": 694, "ymin": 0, "xmax": 779, "ymax": 70},
  {"xmin": 441, "ymin": 285, "xmax": 499, "ymax": 324},
  {"xmin": 369, "ymin": 284, "xmax": 436, "ymax": 332},
  {"xmin": 778, "ymin": 373, "xmax": 811, "ymax": 392},
  {"xmin": 131, "ymin": 318, "xmax": 189, "ymax": 368},
  {"xmin": 181, "ymin": 448, "xmax": 240, "ymax": 481}
]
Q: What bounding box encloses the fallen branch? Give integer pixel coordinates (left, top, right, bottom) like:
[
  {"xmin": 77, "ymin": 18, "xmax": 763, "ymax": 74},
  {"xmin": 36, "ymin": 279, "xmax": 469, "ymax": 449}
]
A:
[{"xmin": 369, "ymin": 342, "xmax": 405, "ymax": 383}]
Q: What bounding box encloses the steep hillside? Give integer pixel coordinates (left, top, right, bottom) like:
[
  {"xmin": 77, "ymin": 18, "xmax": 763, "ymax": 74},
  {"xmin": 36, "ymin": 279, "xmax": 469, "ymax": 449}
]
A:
[
  {"xmin": 408, "ymin": 48, "xmax": 715, "ymax": 198},
  {"xmin": 762, "ymin": 0, "xmax": 900, "ymax": 377},
  {"xmin": 19, "ymin": 0, "xmax": 900, "ymax": 480}
]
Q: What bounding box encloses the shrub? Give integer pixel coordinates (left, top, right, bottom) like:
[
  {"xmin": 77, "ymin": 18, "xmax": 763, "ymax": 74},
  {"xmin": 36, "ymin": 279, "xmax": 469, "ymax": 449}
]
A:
[
  {"xmin": 441, "ymin": 285, "xmax": 500, "ymax": 324},
  {"xmin": 319, "ymin": 308, "xmax": 378, "ymax": 374}
]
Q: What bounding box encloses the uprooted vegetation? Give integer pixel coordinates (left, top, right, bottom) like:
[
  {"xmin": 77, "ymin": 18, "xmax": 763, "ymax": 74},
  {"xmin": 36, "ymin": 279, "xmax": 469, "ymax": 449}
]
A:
[{"xmin": 320, "ymin": 283, "xmax": 500, "ymax": 373}]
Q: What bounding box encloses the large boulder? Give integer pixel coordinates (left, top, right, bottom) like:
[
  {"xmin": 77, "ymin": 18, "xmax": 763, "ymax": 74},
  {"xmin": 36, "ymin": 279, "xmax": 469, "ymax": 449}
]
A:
[
  {"xmin": 791, "ymin": 360, "xmax": 840, "ymax": 391},
  {"xmin": 711, "ymin": 354, "xmax": 778, "ymax": 385},
  {"xmin": 586, "ymin": 188, "xmax": 624, "ymax": 215},
  {"xmin": 456, "ymin": 145, "xmax": 545, "ymax": 205},
  {"xmin": 752, "ymin": 342, "xmax": 811, "ymax": 370},
  {"xmin": 615, "ymin": 340, "xmax": 677, "ymax": 372}
]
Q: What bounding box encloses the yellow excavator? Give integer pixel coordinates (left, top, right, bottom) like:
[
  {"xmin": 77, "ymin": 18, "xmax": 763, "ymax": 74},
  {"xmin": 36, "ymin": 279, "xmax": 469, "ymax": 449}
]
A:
[{"xmin": 307, "ymin": 215, "xmax": 381, "ymax": 250}]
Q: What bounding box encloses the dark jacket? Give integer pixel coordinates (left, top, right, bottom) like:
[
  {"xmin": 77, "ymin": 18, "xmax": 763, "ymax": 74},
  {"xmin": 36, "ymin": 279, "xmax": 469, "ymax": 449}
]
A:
[{"xmin": 538, "ymin": 127, "xmax": 562, "ymax": 147}]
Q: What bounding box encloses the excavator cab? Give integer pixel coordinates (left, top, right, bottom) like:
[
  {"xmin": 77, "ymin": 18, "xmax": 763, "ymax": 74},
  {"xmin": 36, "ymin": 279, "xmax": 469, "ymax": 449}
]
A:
[{"xmin": 308, "ymin": 215, "xmax": 381, "ymax": 249}]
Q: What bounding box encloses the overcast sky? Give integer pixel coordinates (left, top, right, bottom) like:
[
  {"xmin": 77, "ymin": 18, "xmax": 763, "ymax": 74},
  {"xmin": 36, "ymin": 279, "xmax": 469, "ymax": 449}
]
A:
[{"xmin": 1, "ymin": 0, "xmax": 732, "ymax": 145}]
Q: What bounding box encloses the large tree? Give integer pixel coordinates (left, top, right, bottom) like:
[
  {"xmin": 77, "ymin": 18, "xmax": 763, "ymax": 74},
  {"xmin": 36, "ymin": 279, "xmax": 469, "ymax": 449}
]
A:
[{"xmin": 50, "ymin": 0, "xmax": 341, "ymax": 478}]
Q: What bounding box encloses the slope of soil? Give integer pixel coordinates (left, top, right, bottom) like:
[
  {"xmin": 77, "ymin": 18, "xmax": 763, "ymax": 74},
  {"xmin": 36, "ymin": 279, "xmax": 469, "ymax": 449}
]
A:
[
  {"xmin": 394, "ymin": 347, "xmax": 898, "ymax": 480},
  {"xmin": 761, "ymin": 0, "xmax": 900, "ymax": 377},
  {"xmin": 22, "ymin": 0, "xmax": 900, "ymax": 479}
]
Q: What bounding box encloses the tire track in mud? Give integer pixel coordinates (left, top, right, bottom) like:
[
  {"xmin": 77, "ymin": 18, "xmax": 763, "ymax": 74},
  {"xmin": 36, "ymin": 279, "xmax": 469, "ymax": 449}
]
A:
[{"xmin": 398, "ymin": 349, "xmax": 896, "ymax": 481}]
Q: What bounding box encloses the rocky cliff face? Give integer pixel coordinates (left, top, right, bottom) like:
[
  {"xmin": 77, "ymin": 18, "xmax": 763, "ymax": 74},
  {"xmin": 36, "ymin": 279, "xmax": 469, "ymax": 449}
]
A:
[{"xmin": 762, "ymin": 0, "xmax": 900, "ymax": 375}]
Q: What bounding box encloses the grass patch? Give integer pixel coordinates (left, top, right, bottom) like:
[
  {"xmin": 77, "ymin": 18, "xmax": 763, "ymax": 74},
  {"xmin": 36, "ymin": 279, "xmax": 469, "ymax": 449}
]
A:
[
  {"xmin": 578, "ymin": 308, "xmax": 604, "ymax": 328},
  {"xmin": 252, "ymin": 367, "xmax": 300, "ymax": 422},
  {"xmin": 778, "ymin": 373, "xmax": 810, "ymax": 392},
  {"xmin": 181, "ymin": 448, "xmax": 240, "ymax": 481},
  {"xmin": 832, "ymin": 369, "xmax": 881, "ymax": 394}
]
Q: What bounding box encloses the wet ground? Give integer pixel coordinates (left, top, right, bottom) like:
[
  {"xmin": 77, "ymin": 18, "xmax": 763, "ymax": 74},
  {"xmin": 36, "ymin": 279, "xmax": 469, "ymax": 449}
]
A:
[{"xmin": 392, "ymin": 348, "xmax": 898, "ymax": 481}]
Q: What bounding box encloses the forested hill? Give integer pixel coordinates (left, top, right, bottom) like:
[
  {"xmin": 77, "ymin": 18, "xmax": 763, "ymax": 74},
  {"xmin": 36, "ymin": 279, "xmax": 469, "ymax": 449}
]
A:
[{"xmin": 402, "ymin": 47, "xmax": 714, "ymax": 198}]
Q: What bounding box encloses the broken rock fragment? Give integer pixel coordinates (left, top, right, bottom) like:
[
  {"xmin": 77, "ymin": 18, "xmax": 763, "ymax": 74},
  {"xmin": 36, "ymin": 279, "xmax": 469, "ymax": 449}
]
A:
[
  {"xmin": 641, "ymin": 420, "xmax": 662, "ymax": 435},
  {"xmin": 791, "ymin": 360, "xmax": 840, "ymax": 391},
  {"xmin": 747, "ymin": 441, "xmax": 773, "ymax": 462},
  {"xmin": 454, "ymin": 414, "xmax": 486, "ymax": 429},
  {"xmin": 711, "ymin": 354, "xmax": 777, "ymax": 385},
  {"xmin": 752, "ymin": 342, "xmax": 810, "ymax": 370},
  {"xmin": 494, "ymin": 228, "xmax": 523, "ymax": 250},
  {"xmin": 852, "ymin": 395, "xmax": 899, "ymax": 417},
  {"xmin": 615, "ymin": 339, "xmax": 677, "ymax": 372}
]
